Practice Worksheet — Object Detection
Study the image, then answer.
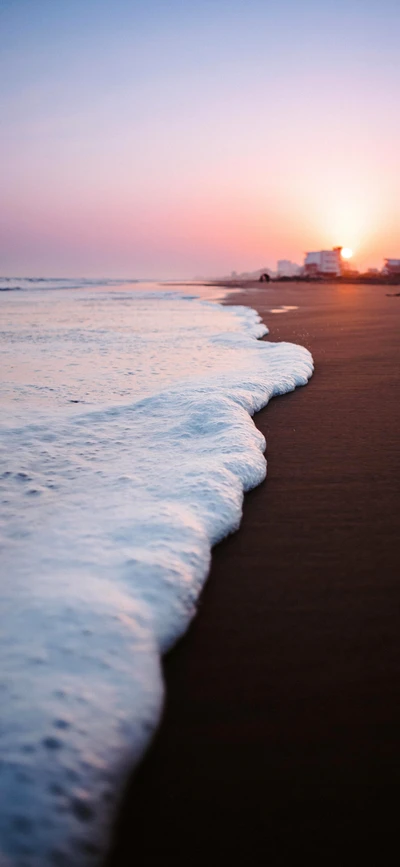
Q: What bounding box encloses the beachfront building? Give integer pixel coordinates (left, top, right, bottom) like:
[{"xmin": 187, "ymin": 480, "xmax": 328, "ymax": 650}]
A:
[
  {"xmin": 303, "ymin": 247, "xmax": 342, "ymax": 277},
  {"xmin": 383, "ymin": 259, "xmax": 400, "ymax": 275},
  {"xmin": 277, "ymin": 260, "xmax": 301, "ymax": 278}
]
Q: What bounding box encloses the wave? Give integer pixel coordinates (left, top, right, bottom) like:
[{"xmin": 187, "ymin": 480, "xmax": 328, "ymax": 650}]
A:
[
  {"xmin": 0, "ymin": 278, "xmax": 144, "ymax": 293},
  {"xmin": 0, "ymin": 293, "xmax": 313, "ymax": 865}
]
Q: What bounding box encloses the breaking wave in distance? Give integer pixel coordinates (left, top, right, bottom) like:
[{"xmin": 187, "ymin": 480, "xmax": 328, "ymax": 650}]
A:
[{"xmin": 0, "ymin": 285, "xmax": 313, "ymax": 865}]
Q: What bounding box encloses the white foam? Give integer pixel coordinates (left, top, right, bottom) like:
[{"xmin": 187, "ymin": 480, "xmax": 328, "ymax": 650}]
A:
[{"xmin": 0, "ymin": 286, "xmax": 313, "ymax": 865}]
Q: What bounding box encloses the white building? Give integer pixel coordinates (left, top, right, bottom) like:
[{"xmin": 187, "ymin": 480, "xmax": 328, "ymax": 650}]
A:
[
  {"xmin": 383, "ymin": 259, "xmax": 400, "ymax": 275},
  {"xmin": 277, "ymin": 260, "xmax": 301, "ymax": 278},
  {"xmin": 304, "ymin": 248, "xmax": 342, "ymax": 277}
]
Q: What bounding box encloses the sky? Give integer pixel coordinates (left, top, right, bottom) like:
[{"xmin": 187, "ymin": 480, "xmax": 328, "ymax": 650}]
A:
[{"xmin": 1, "ymin": 0, "xmax": 399, "ymax": 278}]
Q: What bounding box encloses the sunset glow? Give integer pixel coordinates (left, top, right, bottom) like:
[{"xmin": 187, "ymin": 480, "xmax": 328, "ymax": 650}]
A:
[
  {"xmin": 1, "ymin": 0, "xmax": 400, "ymax": 277},
  {"xmin": 341, "ymin": 248, "xmax": 354, "ymax": 260}
]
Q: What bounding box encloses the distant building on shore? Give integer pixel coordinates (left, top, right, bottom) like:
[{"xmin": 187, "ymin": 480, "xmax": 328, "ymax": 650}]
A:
[
  {"xmin": 277, "ymin": 260, "xmax": 301, "ymax": 278},
  {"xmin": 303, "ymin": 247, "xmax": 342, "ymax": 277},
  {"xmin": 383, "ymin": 259, "xmax": 400, "ymax": 275}
]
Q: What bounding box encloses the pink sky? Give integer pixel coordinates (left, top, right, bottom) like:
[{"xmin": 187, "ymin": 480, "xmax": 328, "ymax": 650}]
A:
[{"xmin": 1, "ymin": 1, "xmax": 399, "ymax": 277}]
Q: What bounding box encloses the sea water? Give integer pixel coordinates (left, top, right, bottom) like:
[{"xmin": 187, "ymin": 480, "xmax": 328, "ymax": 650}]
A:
[{"xmin": 0, "ymin": 279, "xmax": 313, "ymax": 865}]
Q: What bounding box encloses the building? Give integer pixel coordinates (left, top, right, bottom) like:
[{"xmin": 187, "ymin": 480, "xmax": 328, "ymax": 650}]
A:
[
  {"xmin": 303, "ymin": 247, "xmax": 342, "ymax": 277},
  {"xmin": 383, "ymin": 259, "xmax": 400, "ymax": 275},
  {"xmin": 277, "ymin": 260, "xmax": 301, "ymax": 278}
]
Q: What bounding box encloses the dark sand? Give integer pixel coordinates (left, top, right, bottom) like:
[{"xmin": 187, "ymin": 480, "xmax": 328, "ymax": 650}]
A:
[{"xmin": 106, "ymin": 284, "xmax": 400, "ymax": 864}]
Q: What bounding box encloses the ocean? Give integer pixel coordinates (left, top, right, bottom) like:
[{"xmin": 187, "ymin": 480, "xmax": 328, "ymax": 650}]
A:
[{"xmin": 0, "ymin": 278, "xmax": 313, "ymax": 865}]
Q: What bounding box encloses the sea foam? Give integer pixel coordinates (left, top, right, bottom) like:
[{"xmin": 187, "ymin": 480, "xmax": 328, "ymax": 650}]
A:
[{"xmin": 0, "ymin": 285, "xmax": 313, "ymax": 864}]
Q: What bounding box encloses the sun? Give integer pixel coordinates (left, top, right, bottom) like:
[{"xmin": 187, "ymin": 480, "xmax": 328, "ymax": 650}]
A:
[{"xmin": 341, "ymin": 247, "xmax": 353, "ymax": 260}]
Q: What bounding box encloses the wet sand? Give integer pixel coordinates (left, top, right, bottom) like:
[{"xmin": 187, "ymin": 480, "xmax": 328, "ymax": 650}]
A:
[{"xmin": 106, "ymin": 283, "xmax": 400, "ymax": 864}]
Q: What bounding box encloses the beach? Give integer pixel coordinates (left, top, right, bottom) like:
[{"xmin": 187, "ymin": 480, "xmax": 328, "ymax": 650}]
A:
[{"xmin": 106, "ymin": 283, "xmax": 400, "ymax": 864}]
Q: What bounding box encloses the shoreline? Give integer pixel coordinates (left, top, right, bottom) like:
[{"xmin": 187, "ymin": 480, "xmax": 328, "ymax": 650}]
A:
[
  {"xmin": 167, "ymin": 275, "xmax": 400, "ymax": 289},
  {"xmin": 106, "ymin": 282, "xmax": 400, "ymax": 864}
]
